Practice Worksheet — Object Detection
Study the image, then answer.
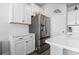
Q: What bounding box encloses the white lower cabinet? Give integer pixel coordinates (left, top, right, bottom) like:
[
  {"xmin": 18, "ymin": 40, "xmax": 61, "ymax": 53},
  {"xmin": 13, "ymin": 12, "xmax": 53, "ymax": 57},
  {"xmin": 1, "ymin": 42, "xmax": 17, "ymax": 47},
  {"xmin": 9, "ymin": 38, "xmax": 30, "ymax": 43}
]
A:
[
  {"xmin": 26, "ymin": 36, "xmax": 35, "ymax": 54},
  {"xmin": 15, "ymin": 41, "xmax": 26, "ymax": 55},
  {"xmin": 9, "ymin": 34, "xmax": 35, "ymax": 55}
]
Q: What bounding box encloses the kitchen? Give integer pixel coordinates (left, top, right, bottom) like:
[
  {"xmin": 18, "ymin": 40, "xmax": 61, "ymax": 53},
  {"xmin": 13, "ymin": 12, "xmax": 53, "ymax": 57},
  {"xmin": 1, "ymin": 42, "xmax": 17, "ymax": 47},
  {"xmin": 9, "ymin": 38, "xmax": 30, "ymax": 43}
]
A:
[{"xmin": 0, "ymin": 3, "xmax": 79, "ymax": 55}]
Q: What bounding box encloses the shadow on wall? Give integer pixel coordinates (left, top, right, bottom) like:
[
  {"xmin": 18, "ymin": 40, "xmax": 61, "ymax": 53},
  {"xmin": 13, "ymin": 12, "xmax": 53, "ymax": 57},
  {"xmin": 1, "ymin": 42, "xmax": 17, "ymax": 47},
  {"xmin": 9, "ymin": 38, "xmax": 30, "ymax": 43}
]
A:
[{"xmin": 0, "ymin": 41, "xmax": 2, "ymax": 55}]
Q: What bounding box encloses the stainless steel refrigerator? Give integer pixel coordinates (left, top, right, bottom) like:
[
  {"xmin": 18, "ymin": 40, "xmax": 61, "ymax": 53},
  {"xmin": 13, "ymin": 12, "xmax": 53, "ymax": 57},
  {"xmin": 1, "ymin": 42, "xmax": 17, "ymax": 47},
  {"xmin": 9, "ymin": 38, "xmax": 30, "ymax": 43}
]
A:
[{"xmin": 29, "ymin": 14, "xmax": 50, "ymax": 53}]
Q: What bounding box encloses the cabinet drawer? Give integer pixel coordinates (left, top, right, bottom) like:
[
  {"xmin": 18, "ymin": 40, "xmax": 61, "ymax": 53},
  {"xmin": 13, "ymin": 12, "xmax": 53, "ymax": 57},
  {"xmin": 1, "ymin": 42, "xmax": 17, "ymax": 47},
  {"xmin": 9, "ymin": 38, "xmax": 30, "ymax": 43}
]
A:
[{"xmin": 14, "ymin": 35, "xmax": 33, "ymax": 42}]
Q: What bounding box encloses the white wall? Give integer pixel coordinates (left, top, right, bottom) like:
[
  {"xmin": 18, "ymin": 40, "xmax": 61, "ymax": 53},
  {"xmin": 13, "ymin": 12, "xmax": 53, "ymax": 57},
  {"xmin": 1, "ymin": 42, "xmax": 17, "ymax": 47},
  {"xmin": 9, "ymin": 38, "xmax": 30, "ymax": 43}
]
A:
[
  {"xmin": 0, "ymin": 3, "xmax": 29, "ymax": 54},
  {"xmin": 43, "ymin": 4, "xmax": 67, "ymax": 37}
]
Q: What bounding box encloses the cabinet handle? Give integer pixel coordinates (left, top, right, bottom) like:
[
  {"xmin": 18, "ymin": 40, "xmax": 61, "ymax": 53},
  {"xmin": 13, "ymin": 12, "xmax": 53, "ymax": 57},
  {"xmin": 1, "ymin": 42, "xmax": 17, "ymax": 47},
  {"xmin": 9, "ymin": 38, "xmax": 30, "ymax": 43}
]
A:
[
  {"xmin": 22, "ymin": 20, "xmax": 24, "ymax": 22},
  {"xmin": 26, "ymin": 41, "xmax": 28, "ymax": 43},
  {"xmin": 30, "ymin": 36, "xmax": 32, "ymax": 38},
  {"xmin": 19, "ymin": 38, "xmax": 23, "ymax": 39}
]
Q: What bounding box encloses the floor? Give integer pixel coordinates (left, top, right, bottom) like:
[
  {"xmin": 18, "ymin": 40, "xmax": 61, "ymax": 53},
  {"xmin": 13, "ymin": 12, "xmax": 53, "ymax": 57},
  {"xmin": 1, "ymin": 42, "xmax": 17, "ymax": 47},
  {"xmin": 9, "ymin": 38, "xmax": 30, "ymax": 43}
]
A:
[{"xmin": 30, "ymin": 48, "xmax": 50, "ymax": 55}]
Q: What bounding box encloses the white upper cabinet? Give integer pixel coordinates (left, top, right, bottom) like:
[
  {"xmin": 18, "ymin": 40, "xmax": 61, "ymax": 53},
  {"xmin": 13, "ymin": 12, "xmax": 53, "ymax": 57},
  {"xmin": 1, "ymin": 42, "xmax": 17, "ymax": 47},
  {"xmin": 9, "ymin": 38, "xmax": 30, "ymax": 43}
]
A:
[
  {"xmin": 9, "ymin": 3, "xmax": 50, "ymax": 24},
  {"xmin": 67, "ymin": 11, "xmax": 76, "ymax": 25},
  {"xmin": 31, "ymin": 4, "xmax": 43, "ymax": 15},
  {"xmin": 77, "ymin": 11, "xmax": 79, "ymax": 24},
  {"xmin": 24, "ymin": 4, "xmax": 31, "ymax": 24},
  {"xmin": 67, "ymin": 10, "xmax": 79, "ymax": 25},
  {"xmin": 41, "ymin": 8, "xmax": 51, "ymax": 17},
  {"xmin": 9, "ymin": 3, "xmax": 31, "ymax": 24},
  {"xmin": 13, "ymin": 3, "xmax": 25, "ymax": 22},
  {"xmin": 31, "ymin": 4, "xmax": 50, "ymax": 17}
]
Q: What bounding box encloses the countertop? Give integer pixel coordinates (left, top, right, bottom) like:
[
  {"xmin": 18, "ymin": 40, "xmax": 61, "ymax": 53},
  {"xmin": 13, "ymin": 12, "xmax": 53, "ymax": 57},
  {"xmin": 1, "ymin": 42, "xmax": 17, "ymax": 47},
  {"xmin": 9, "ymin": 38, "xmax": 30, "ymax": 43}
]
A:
[{"xmin": 46, "ymin": 32, "xmax": 79, "ymax": 53}]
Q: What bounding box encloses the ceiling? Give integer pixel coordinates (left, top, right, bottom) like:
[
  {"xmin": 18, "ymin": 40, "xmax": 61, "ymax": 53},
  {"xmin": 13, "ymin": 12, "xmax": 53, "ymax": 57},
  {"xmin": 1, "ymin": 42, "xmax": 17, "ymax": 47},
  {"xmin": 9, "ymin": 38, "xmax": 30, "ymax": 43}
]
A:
[
  {"xmin": 35, "ymin": 3, "xmax": 48, "ymax": 7},
  {"xmin": 35, "ymin": 3, "xmax": 79, "ymax": 8}
]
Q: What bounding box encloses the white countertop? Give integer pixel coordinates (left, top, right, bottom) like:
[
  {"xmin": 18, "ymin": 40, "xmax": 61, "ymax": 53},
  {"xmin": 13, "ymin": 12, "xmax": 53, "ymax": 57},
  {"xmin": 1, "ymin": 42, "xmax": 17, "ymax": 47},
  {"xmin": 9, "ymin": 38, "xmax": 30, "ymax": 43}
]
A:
[
  {"xmin": 9, "ymin": 33, "xmax": 35, "ymax": 38},
  {"xmin": 46, "ymin": 32, "xmax": 79, "ymax": 53}
]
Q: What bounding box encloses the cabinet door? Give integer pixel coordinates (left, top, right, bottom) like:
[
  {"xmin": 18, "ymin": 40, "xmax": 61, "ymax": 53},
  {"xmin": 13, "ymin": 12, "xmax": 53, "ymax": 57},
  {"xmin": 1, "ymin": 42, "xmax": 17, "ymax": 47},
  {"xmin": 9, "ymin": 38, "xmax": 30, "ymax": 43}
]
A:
[
  {"xmin": 24, "ymin": 5, "xmax": 31, "ymax": 24},
  {"xmin": 13, "ymin": 3, "xmax": 25, "ymax": 22},
  {"xmin": 43, "ymin": 8, "xmax": 51, "ymax": 17},
  {"xmin": 15, "ymin": 41, "xmax": 26, "ymax": 55},
  {"xmin": 31, "ymin": 4, "xmax": 42, "ymax": 15},
  {"xmin": 26, "ymin": 38, "xmax": 35, "ymax": 54},
  {"xmin": 31, "ymin": 4, "xmax": 38, "ymax": 15},
  {"xmin": 26, "ymin": 36, "xmax": 35, "ymax": 54},
  {"xmin": 77, "ymin": 10, "xmax": 79, "ymax": 24},
  {"xmin": 67, "ymin": 11, "xmax": 76, "ymax": 25}
]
